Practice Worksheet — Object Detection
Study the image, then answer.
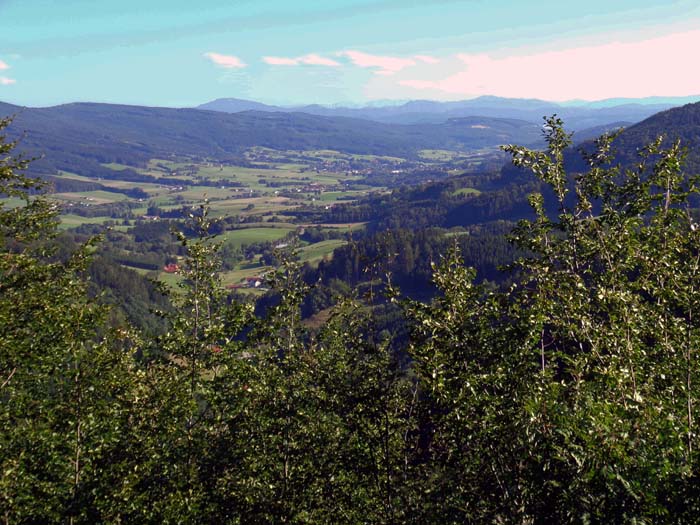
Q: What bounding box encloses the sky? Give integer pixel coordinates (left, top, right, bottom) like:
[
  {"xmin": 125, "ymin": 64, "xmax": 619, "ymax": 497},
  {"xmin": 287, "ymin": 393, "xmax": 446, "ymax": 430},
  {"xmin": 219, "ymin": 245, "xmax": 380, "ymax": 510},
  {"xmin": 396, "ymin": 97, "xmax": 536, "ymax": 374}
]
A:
[{"xmin": 1, "ymin": 0, "xmax": 699, "ymax": 107}]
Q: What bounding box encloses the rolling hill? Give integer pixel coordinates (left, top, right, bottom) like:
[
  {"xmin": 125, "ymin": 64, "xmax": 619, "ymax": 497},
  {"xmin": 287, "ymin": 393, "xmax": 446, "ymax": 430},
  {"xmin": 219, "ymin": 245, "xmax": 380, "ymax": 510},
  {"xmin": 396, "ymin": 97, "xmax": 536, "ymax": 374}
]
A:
[
  {"xmin": 610, "ymin": 101, "xmax": 700, "ymax": 171},
  {"xmin": 4, "ymin": 98, "xmax": 697, "ymax": 192},
  {"xmin": 566, "ymin": 102, "xmax": 700, "ymax": 173},
  {"xmin": 0, "ymin": 101, "xmax": 543, "ymax": 180}
]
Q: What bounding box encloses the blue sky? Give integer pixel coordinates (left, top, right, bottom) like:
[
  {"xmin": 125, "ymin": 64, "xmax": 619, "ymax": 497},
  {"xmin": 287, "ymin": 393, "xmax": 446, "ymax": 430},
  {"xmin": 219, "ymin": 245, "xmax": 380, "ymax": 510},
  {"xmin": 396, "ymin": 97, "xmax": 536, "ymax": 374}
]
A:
[{"xmin": 1, "ymin": 0, "xmax": 699, "ymax": 107}]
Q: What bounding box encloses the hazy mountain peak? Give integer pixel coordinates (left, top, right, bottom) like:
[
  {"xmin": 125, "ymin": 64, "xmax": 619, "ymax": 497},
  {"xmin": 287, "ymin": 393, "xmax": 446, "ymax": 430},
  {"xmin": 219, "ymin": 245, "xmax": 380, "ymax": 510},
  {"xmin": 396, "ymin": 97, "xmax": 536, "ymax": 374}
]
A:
[{"xmin": 194, "ymin": 95, "xmax": 686, "ymax": 130}]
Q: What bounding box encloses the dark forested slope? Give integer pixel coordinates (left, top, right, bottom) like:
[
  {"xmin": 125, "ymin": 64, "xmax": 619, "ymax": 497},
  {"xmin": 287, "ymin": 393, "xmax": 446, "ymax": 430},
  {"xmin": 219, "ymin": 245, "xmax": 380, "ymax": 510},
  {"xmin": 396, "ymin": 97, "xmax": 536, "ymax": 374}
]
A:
[
  {"xmin": 564, "ymin": 101, "xmax": 700, "ymax": 173},
  {"xmin": 612, "ymin": 101, "xmax": 700, "ymax": 171}
]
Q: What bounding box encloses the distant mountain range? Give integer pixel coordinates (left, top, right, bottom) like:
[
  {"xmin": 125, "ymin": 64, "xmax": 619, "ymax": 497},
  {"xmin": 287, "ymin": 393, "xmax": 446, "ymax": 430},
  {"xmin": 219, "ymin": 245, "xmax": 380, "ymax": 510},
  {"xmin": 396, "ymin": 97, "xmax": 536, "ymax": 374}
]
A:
[
  {"xmin": 198, "ymin": 95, "xmax": 700, "ymax": 130},
  {"xmin": 0, "ymin": 101, "xmax": 543, "ymax": 180},
  {"xmin": 2, "ymin": 98, "xmax": 699, "ymax": 185}
]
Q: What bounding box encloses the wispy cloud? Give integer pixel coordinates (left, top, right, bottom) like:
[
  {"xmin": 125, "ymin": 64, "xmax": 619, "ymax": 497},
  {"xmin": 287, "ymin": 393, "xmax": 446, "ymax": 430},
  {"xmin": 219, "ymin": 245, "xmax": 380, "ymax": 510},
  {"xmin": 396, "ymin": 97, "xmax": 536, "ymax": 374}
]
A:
[
  {"xmin": 339, "ymin": 50, "xmax": 416, "ymax": 75},
  {"xmin": 0, "ymin": 77, "xmax": 16, "ymax": 85},
  {"xmin": 414, "ymin": 55, "xmax": 440, "ymax": 64},
  {"xmin": 263, "ymin": 56, "xmax": 298, "ymax": 66},
  {"xmin": 394, "ymin": 29, "xmax": 700, "ymax": 101},
  {"xmin": 300, "ymin": 54, "xmax": 341, "ymax": 66},
  {"xmin": 0, "ymin": 60, "xmax": 9, "ymax": 70},
  {"xmin": 203, "ymin": 52, "xmax": 246, "ymax": 69},
  {"xmin": 263, "ymin": 53, "xmax": 341, "ymax": 67}
]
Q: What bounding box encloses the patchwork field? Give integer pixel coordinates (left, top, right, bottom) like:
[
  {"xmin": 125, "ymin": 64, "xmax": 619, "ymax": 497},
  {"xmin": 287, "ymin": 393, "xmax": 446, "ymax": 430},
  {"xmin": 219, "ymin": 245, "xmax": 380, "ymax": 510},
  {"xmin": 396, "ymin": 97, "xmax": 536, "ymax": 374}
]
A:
[
  {"xmin": 44, "ymin": 152, "xmax": 373, "ymax": 286},
  {"xmin": 4, "ymin": 146, "xmax": 465, "ymax": 289}
]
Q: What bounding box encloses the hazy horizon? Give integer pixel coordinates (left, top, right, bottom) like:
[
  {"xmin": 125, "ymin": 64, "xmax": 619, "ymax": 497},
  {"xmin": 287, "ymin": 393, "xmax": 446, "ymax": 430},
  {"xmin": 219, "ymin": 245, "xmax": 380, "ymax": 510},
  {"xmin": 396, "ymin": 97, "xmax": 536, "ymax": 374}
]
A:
[{"xmin": 3, "ymin": 93, "xmax": 700, "ymax": 112}]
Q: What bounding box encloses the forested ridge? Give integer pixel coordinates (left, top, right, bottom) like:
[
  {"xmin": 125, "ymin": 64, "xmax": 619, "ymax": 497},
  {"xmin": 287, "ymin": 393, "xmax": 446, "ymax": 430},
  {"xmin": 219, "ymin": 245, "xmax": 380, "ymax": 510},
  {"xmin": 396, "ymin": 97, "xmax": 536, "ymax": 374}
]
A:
[
  {"xmin": 0, "ymin": 101, "xmax": 543, "ymax": 181},
  {"xmin": 3, "ymin": 115, "xmax": 700, "ymax": 523}
]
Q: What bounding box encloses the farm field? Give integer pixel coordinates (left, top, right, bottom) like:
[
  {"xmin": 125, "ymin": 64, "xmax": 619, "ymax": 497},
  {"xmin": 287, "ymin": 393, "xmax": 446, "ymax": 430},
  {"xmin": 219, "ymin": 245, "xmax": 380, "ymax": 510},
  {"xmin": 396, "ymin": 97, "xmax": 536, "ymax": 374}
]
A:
[
  {"xmin": 27, "ymin": 148, "xmax": 405, "ymax": 288},
  {"xmin": 219, "ymin": 226, "xmax": 294, "ymax": 248},
  {"xmin": 298, "ymin": 239, "xmax": 346, "ymax": 264},
  {"xmin": 2, "ymin": 142, "xmax": 488, "ymax": 292},
  {"xmin": 57, "ymin": 214, "xmax": 118, "ymax": 229},
  {"xmin": 53, "ymin": 190, "xmax": 129, "ymax": 204},
  {"xmin": 452, "ymin": 187, "xmax": 482, "ymax": 196}
]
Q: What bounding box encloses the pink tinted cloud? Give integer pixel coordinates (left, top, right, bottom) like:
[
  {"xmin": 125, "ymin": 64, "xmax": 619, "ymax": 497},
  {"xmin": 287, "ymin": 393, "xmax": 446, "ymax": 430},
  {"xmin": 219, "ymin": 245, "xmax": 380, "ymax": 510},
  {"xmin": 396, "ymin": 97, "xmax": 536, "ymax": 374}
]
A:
[
  {"xmin": 0, "ymin": 60, "xmax": 9, "ymax": 70},
  {"xmin": 300, "ymin": 54, "xmax": 340, "ymax": 66},
  {"xmin": 0, "ymin": 77, "xmax": 16, "ymax": 85},
  {"xmin": 264, "ymin": 54, "xmax": 340, "ymax": 66},
  {"xmin": 414, "ymin": 55, "xmax": 440, "ymax": 64},
  {"xmin": 398, "ymin": 29, "xmax": 700, "ymax": 101},
  {"xmin": 340, "ymin": 50, "xmax": 416, "ymax": 75},
  {"xmin": 263, "ymin": 56, "xmax": 300, "ymax": 66},
  {"xmin": 203, "ymin": 52, "xmax": 246, "ymax": 69}
]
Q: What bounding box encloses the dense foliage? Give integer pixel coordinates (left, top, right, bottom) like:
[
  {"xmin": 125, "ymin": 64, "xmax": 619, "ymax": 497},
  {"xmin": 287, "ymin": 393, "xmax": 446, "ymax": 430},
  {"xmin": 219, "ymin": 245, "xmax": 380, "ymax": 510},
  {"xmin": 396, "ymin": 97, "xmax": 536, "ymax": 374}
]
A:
[{"xmin": 2, "ymin": 115, "xmax": 700, "ymax": 523}]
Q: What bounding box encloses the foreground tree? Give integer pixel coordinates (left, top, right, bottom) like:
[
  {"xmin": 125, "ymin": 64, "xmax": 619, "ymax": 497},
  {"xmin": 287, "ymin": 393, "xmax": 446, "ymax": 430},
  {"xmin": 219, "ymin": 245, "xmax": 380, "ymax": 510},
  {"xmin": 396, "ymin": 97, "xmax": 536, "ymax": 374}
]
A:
[
  {"xmin": 0, "ymin": 118, "xmax": 135, "ymax": 523},
  {"xmin": 118, "ymin": 205, "xmax": 254, "ymax": 523},
  {"xmin": 407, "ymin": 117, "xmax": 700, "ymax": 523}
]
